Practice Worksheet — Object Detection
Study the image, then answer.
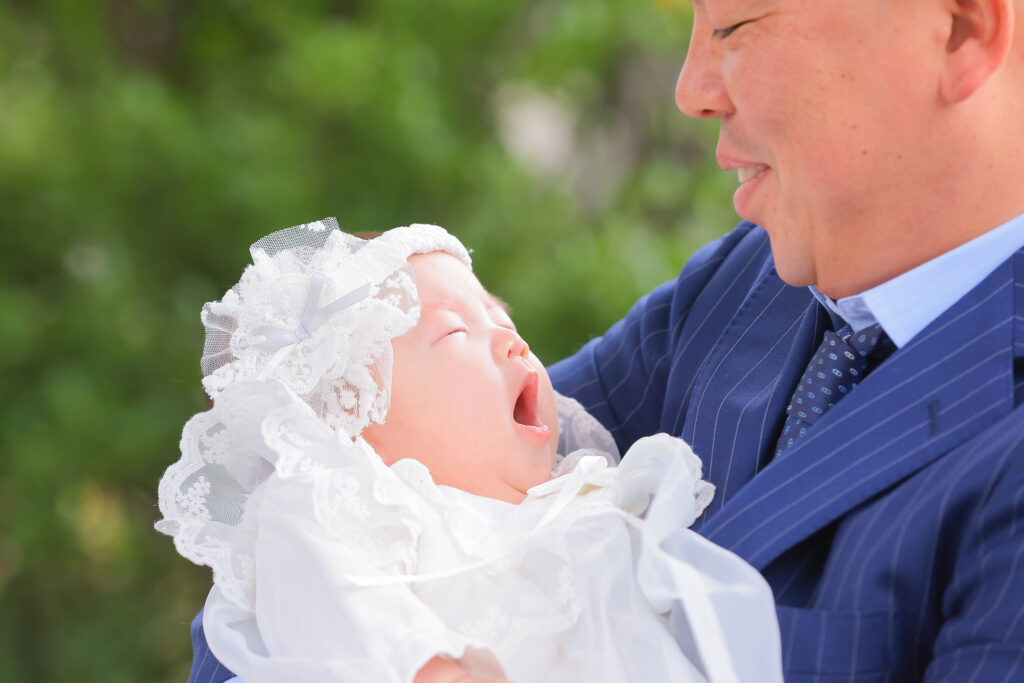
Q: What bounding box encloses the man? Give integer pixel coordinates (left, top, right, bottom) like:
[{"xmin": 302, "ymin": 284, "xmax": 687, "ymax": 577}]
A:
[
  {"xmin": 551, "ymin": 0, "xmax": 1024, "ymax": 679},
  {"xmin": 189, "ymin": 0, "xmax": 1024, "ymax": 680}
]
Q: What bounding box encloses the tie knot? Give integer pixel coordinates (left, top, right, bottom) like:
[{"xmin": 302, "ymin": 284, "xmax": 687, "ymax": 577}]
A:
[
  {"xmin": 835, "ymin": 322, "xmax": 894, "ymax": 362},
  {"xmin": 839, "ymin": 325, "xmax": 888, "ymax": 358},
  {"xmin": 774, "ymin": 322, "xmax": 895, "ymax": 458}
]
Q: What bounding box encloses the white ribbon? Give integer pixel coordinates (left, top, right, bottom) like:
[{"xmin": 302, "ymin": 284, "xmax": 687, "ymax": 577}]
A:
[{"xmin": 252, "ymin": 276, "xmax": 372, "ymax": 379}]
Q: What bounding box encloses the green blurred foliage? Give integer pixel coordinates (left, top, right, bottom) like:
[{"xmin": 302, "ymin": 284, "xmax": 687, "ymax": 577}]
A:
[{"xmin": 0, "ymin": 0, "xmax": 736, "ymax": 680}]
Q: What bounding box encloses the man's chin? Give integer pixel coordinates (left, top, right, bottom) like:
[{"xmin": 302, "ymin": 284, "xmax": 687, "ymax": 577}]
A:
[
  {"xmin": 764, "ymin": 236, "xmax": 817, "ymax": 289},
  {"xmin": 774, "ymin": 260, "xmax": 817, "ymax": 289}
]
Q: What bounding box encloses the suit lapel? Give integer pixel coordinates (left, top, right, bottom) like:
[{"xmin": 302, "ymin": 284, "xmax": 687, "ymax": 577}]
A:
[
  {"xmin": 683, "ymin": 264, "xmax": 827, "ymax": 528},
  {"xmin": 702, "ymin": 250, "xmax": 1023, "ymax": 569}
]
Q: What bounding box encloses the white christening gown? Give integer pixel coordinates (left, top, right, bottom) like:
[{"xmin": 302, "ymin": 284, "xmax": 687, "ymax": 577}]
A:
[{"xmin": 159, "ymin": 380, "xmax": 783, "ymax": 683}]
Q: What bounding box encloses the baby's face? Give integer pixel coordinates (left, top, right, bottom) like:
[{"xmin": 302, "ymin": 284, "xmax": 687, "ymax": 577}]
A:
[{"xmin": 362, "ymin": 252, "xmax": 558, "ymax": 503}]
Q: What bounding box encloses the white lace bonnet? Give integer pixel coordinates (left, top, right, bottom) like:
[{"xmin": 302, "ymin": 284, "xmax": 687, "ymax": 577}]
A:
[
  {"xmin": 156, "ymin": 219, "xmax": 473, "ymax": 608},
  {"xmin": 199, "ymin": 217, "xmax": 471, "ymax": 437}
]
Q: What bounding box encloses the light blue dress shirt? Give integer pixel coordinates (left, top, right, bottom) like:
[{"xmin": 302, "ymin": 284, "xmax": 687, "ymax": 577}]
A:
[
  {"xmin": 812, "ymin": 210, "xmax": 1024, "ymax": 346},
  {"xmin": 212, "ymin": 212, "xmax": 1024, "ymax": 683}
]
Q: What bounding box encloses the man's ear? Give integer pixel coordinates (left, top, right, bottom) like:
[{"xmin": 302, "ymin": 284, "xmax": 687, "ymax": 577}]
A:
[{"xmin": 941, "ymin": 0, "xmax": 1015, "ymax": 102}]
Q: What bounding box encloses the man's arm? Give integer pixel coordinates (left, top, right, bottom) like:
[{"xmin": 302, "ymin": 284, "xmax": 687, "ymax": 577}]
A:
[{"xmin": 189, "ymin": 609, "xmax": 235, "ymax": 683}]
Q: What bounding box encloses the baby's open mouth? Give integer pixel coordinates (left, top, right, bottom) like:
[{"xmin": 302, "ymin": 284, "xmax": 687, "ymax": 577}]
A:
[{"xmin": 513, "ymin": 372, "xmax": 546, "ymax": 432}]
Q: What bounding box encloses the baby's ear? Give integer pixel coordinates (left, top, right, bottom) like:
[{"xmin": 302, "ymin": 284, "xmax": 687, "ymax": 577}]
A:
[{"xmin": 940, "ymin": 0, "xmax": 1015, "ymax": 103}]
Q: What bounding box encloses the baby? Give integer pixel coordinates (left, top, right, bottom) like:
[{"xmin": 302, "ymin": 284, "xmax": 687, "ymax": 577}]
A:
[
  {"xmin": 157, "ymin": 220, "xmax": 782, "ymax": 683},
  {"xmin": 363, "ymin": 248, "xmax": 560, "ymax": 507}
]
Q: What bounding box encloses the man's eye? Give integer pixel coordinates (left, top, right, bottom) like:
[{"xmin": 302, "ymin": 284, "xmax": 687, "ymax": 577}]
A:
[{"xmin": 713, "ymin": 20, "xmax": 751, "ymax": 40}]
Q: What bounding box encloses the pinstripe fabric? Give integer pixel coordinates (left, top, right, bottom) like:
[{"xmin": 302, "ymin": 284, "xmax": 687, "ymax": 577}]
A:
[
  {"xmin": 189, "ymin": 609, "xmax": 232, "ymax": 683},
  {"xmin": 549, "ymin": 222, "xmax": 1024, "ymax": 682}
]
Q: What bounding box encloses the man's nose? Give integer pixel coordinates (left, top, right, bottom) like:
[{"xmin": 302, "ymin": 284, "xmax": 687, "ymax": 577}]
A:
[{"xmin": 675, "ymin": 24, "xmax": 733, "ymax": 120}]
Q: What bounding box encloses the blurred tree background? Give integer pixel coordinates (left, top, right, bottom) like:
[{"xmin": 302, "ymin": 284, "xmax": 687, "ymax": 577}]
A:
[{"xmin": 0, "ymin": 0, "xmax": 737, "ymax": 680}]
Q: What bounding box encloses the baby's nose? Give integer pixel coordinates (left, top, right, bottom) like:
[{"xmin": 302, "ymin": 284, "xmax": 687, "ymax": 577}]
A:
[
  {"xmin": 508, "ymin": 334, "xmax": 529, "ymax": 359},
  {"xmin": 496, "ymin": 328, "xmax": 529, "ymax": 361}
]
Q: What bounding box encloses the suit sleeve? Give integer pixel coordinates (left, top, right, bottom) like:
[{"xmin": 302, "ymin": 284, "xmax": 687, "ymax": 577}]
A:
[
  {"xmin": 924, "ymin": 427, "xmax": 1024, "ymax": 681},
  {"xmin": 188, "ymin": 610, "xmax": 237, "ymax": 683},
  {"xmin": 548, "ymin": 222, "xmax": 757, "ymax": 453}
]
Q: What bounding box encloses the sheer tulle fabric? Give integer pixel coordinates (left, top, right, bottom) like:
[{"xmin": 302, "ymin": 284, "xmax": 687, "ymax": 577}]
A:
[{"xmin": 162, "ymin": 381, "xmax": 782, "ymax": 682}]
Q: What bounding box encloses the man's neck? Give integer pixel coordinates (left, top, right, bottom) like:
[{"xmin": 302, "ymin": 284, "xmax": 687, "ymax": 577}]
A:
[
  {"xmin": 812, "ymin": 209, "xmax": 1024, "ymax": 346},
  {"xmin": 816, "ymin": 176, "xmax": 1024, "ymax": 300}
]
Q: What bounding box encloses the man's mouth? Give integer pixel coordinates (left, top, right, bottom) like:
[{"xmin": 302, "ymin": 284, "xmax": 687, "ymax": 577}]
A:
[
  {"xmin": 513, "ymin": 372, "xmax": 550, "ymax": 438},
  {"xmin": 737, "ymin": 164, "xmax": 769, "ymax": 184}
]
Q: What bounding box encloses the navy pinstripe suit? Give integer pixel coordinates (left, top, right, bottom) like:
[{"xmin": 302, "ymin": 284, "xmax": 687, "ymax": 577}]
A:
[
  {"xmin": 549, "ymin": 222, "xmax": 1024, "ymax": 682},
  {"xmin": 188, "ymin": 222, "xmax": 1024, "ymax": 682}
]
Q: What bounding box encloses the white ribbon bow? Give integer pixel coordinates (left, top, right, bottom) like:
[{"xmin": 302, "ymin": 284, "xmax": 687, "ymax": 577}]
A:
[{"xmin": 252, "ymin": 275, "xmax": 372, "ymax": 379}]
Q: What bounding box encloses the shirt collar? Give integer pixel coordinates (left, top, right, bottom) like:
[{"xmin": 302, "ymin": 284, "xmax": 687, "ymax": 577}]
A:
[{"xmin": 809, "ymin": 210, "xmax": 1024, "ymax": 347}]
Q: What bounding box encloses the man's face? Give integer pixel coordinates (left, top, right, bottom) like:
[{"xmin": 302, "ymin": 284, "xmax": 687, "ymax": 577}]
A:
[
  {"xmin": 362, "ymin": 252, "xmax": 558, "ymax": 503},
  {"xmin": 676, "ymin": 0, "xmax": 948, "ymax": 297}
]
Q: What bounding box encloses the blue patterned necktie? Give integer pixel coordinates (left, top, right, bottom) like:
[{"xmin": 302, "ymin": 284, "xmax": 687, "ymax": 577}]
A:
[{"xmin": 775, "ymin": 322, "xmax": 895, "ymax": 457}]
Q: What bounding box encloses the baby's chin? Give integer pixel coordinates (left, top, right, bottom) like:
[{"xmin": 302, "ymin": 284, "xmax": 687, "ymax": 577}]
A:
[
  {"xmin": 542, "ymin": 437, "xmax": 558, "ymax": 477},
  {"xmin": 520, "ymin": 451, "xmax": 560, "ymax": 500},
  {"xmin": 469, "ymin": 446, "xmax": 559, "ymax": 504}
]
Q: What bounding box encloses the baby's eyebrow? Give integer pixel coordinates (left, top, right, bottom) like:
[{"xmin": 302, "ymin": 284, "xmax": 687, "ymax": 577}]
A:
[
  {"xmin": 421, "ymin": 297, "xmax": 461, "ymax": 313},
  {"xmin": 485, "ymin": 292, "xmax": 510, "ymax": 314},
  {"xmin": 421, "ymin": 292, "xmax": 512, "ymax": 323}
]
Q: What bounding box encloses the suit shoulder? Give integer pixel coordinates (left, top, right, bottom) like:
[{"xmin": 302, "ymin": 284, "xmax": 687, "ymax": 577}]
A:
[
  {"xmin": 664, "ymin": 221, "xmax": 772, "ymax": 298},
  {"xmin": 690, "ymin": 221, "xmax": 769, "ymax": 270}
]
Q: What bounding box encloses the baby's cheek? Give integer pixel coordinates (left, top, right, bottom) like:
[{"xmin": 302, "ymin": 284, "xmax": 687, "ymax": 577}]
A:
[{"xmin": 532, "ymin": 361, "xmax": 559, "ymax": 444}]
